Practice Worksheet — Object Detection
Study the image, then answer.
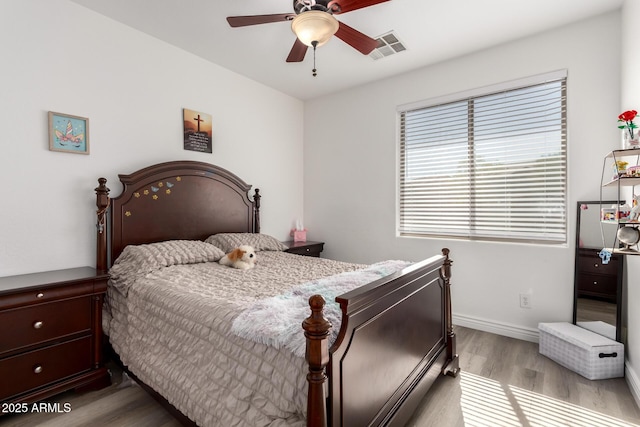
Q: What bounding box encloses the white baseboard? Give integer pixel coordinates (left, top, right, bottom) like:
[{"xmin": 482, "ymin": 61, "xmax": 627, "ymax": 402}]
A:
[
  {"xmin": 626, "ymin": 362, "xmax": 640, "ymax": 409},
  {"xmin": 453, "ymin": 313, "xmax": 540, "ymax": 343}
]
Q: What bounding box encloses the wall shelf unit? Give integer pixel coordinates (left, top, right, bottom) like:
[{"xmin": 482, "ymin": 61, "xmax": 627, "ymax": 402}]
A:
[{"xmin": 601, "ymin": 149, "xmax": 640, "ymax": 255}]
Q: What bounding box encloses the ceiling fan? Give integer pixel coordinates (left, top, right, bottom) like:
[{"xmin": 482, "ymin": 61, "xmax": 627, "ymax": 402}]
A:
[{"xmin": 227, "ymin": 0, "xmax": 390, "ymax": 64}]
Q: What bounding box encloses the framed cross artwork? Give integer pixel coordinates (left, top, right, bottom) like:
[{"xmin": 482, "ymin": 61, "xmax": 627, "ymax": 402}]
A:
[{"xmin": 183, "ymin": 108, "xmax": 212, "ymax": 153}]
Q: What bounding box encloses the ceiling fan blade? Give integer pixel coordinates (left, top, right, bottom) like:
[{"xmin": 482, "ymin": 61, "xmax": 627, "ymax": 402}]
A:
[
  {"xmin": 328, "ymin": 0, "xmax": 390, "ymax": 14},
  {"xmin": 227, "ymin": 13, "xmax": 295, "ymax": 27},
  {"xmin": 335, "ymin": 22, "xmax": 379, "ymax": 55},
  {"xmin": 286, "ymin": 38, "xmax": 308, "ymax": 62}
]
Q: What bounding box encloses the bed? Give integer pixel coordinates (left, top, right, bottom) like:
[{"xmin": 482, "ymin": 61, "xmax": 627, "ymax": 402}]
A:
[{"xmin": 94, "ymin": 160, "xmax": 459, "ymax": 427}]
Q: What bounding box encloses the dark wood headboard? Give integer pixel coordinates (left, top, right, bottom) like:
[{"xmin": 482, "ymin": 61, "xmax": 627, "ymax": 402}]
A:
[{"xmin": 95, "ymin": 161, "xmax": 260, "ymax": 271}]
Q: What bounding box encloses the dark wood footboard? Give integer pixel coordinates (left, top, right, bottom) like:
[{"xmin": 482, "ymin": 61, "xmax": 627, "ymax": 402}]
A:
[{"xmin": 304, "ymin": 249, "xmax": 458, "ymax": 427}]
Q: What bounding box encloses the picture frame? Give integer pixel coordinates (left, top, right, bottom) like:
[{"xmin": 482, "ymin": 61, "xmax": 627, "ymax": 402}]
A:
[
  {"xmin": 183, "ymin": 108, "xmax": 212, "ymax": 153},
  {"xmin": 48, "ymin": 111, "xmax": 90, "ymax": 154}
]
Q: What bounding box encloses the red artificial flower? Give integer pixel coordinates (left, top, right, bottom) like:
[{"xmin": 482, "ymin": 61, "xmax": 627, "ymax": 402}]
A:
[
  {"xmin": 619, "ymin": 110, "xmax": 638, "ymax": 122},
  {"xmin": 618, "ymin": 110, "xmax": 639, "ymax": 140}
]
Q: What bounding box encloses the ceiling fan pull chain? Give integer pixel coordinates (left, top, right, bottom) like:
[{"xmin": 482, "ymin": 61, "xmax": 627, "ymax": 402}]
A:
[{"xmin": 312, "ymin": 40, "xmax": 318, "ymax": 77}]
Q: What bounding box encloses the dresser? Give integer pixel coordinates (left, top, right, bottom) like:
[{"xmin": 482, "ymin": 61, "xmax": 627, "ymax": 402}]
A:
[
  {"xmin": 575, "ymin": 248, "xmax": 622, "ymax": 303},
  {"xmin": 0, "ymin": 267, "xmax": 110, "ymax": 404},
  {"xmin": 283, "ymin": 241, "xmax": 324, "ymax": 257}
]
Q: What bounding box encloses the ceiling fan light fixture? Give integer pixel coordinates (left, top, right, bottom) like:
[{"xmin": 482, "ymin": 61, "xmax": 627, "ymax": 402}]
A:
[{"xmin": 291, "ymin": 11, "xmax": 339, "ymax": 47}]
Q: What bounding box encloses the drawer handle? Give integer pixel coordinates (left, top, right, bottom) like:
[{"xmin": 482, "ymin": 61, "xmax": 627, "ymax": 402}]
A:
[
  {"xmin": 593, "ymin": 281, "xmax": 598, "ymax": 285},
  {"xmin": 593, "ymin": 263, "xmax": 599, "ymax": 268},
  {"xmin": 36, "ymin": 293, "xmax": 44, "ymax": 298},
  {"xmin": 306, "ymin": 248, "xmax": 310, "ymax": 252},
  {"xmin": 599, "ymin": 352, "xmax": 618, "ymax": 358},
  {"xmin": 33, "ymin": 321, "xmax": 44, "ymax": 329},
  {"xmin": 33, "ymin": 365, "xmax": 43, "ymax": 374}
]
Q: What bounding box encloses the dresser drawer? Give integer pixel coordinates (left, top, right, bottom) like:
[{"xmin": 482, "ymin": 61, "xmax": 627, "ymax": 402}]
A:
[
  {"xmin": 0, "ymin": 297, "xmax": 91, "ymax": 355},
  {"xmin": 576, "ymin": 273, "xmax": 618, "ymax": 301},
  {"xmin": 577, "ymin": 254, "xmax": 619, "ymax": 276},
  {"xmin": 0, "ymin": 283, "xmax": 94, "ymax": 310},
  {"xmin": 0, "ymin": 336, "xmax": 92, "ymax": 400}
]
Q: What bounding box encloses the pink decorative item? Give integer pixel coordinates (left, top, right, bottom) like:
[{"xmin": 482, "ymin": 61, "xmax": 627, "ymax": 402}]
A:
[
  {"xmin": 294, "ymin": 229, "xmax": 307, "ymax": 242},
  {"xmin": 291, "ymin": 219, "xmax": 306, "ymax": 242}
]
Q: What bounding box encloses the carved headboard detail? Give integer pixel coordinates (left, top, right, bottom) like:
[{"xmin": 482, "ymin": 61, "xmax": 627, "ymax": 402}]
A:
[{"xmin": 95, "ymin": 161, "xmax": 260, "ymax": 271}]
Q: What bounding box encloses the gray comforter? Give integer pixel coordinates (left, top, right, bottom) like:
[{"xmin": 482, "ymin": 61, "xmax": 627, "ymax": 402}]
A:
[{"xmin": 103, "ymin": 241, "xmax": 365, "ymax": 427}]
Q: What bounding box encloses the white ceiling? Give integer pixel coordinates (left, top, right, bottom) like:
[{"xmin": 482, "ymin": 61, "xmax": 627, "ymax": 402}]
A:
[{"xmin": 71, "ymin": 0, "xmax": 622, "ymax": 100}]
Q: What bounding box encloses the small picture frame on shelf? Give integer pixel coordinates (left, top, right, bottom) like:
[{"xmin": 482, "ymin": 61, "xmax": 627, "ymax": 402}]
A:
[
  {"xmin": 626, "ymin": 165, "xmax": 640, "ymax": 177},
  {"xmin": 48, "ymin": 111, "xmax": 90, "ymax": 154}
]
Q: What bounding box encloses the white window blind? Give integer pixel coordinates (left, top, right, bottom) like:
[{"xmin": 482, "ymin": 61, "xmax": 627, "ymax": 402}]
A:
[{"xmin": 398, "ymin": 75, "xmax": 567, "ymax": 243}]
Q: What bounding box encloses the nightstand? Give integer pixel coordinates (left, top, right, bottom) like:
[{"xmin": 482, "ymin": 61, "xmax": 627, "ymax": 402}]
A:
[
  {"xmin": 284, "ymin": 241, "xmax": 325, "ymax": 257},
  {"xmin": 0, "ymin": 267, "xmax": 111, "ymax": 404}
]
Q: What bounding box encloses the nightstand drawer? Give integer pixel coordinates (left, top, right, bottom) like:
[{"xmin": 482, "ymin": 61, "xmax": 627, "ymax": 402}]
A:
[
  {"xmin": 0, "ymin": 297, "xmax": 91, "ymax": 355},
  {"xmin": 0, "ymin": 336, "xmax": 92, "ymax": 400},
  {"xmin": 284, "ymin": 241, "xmax": 324, "ymax": 257},
  {"xmin": 0, "ymin": 282, "xmax": 95, "ymax": 311}
]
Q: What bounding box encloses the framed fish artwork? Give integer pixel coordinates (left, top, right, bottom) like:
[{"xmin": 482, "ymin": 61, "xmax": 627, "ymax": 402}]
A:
[{"xmin": 48, "ymin": 111, "xmax": 90, "ymax": 154}]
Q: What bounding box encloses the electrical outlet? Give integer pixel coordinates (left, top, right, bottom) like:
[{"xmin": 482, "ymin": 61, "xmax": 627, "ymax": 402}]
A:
[{"xmin": 520, "ymin": 293, "xmax": 532, "ymax": 309}]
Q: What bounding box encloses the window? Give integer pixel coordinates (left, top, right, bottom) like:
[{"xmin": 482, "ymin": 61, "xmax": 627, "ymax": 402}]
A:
[{"xmin": 398, "ymin": 72, "xmax": 567, "ymax": 243}]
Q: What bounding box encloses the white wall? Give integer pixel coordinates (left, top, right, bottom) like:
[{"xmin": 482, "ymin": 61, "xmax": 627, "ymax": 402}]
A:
[
  {"xmin": 0, "ymin": 1, "xmax": 304, "ymax": 276},
  {"xmin": 304, "ymin": 12, "xmax": 621, "ymax": 341},
  {"xmin": 620, "ymin": 0, "xmax": 640, "ymax": 407}
]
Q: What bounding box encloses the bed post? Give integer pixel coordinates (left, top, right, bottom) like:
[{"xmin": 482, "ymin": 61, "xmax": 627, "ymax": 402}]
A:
[
  {"xmin": 253, "ymin": 188, "xmax": 261, "ymax": 233},
  {"xmin": 95, "ymin": 178, "xmax": 110, "ymax": 273},
  {"xmin": 440, "ymin": 248, "xmax": 459, "ymax": 377},
  {"xmin": 303, "ymin": 295, "xmax": 330, "ymax": 427}
]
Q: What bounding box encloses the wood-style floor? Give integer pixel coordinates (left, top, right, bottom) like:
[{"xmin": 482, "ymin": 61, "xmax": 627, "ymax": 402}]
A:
[
  {"xmin": 576, "ymin": 297, "xmax": 617, "ymax": 325},
  {"xmin": 2, "ymin": 327, "xmax": 639, "ymax": 427}
]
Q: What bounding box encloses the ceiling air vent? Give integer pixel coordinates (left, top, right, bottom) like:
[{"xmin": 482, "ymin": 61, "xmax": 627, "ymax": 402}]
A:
[{"xmin": 369, "ymin": 31, "xmax": 406, "ymax": 60}]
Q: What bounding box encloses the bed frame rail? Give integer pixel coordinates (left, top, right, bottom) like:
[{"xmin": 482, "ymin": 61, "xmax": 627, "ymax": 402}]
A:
[{"xmin": 304, "ymin": 248, "xmax": 458, "ymax": 427}]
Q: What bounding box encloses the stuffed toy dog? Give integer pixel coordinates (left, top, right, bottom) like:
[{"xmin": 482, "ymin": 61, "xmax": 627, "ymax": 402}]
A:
[{"xmin": 219, "ymin": 245, "xmax": 256, "ymax": 270}]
